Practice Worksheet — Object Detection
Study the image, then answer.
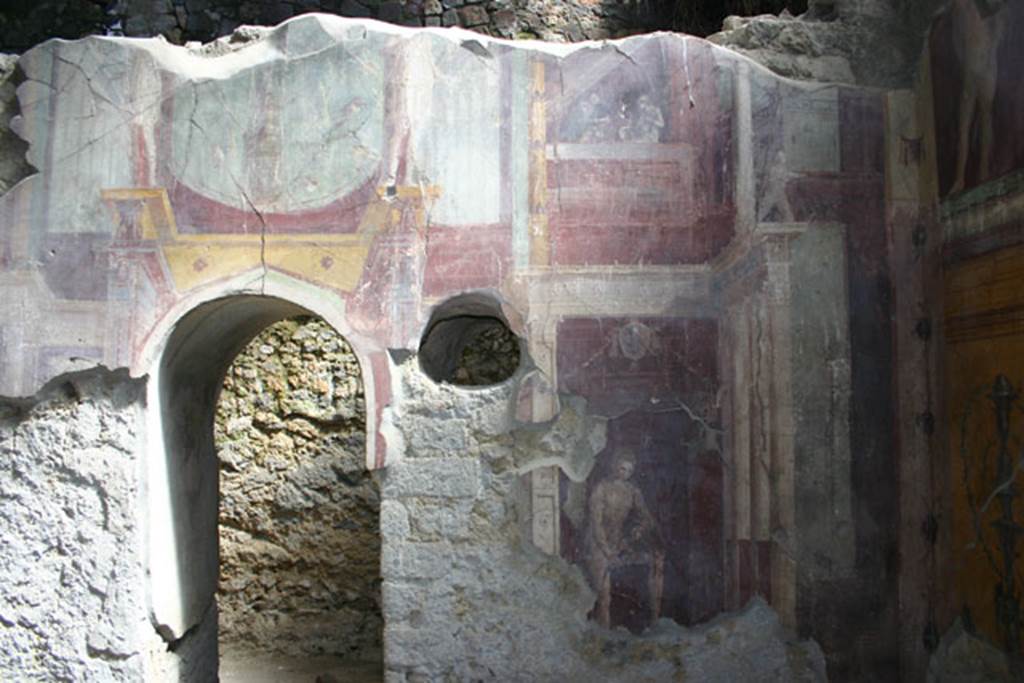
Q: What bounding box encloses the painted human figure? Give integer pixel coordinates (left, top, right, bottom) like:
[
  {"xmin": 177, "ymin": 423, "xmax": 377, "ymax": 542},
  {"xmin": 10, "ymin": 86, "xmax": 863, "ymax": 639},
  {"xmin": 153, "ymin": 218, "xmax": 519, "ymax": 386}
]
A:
[
  {"xmin": 586, "ymin": 449, "xmax": 665, "ymax": 628},
  {"xmin": 758, "ymin": 148, "xmax": 795, "ymax": 222},
  {"xmin": 580, "ymin": 93, "xmax": 617, "ymax": 143},
  {"xmin": 949, "ymin": 0, "xmax": 1007, "ymax": 194},
  {"xmin": 618, "ymin": 94, "xmax": 664, "ymax": 143}
]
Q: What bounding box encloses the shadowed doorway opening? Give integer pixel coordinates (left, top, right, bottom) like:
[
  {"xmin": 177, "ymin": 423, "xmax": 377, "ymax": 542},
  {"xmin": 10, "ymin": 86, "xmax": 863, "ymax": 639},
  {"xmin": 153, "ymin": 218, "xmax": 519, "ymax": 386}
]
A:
[{"xmin": 212, "ymin": 315, "xmax": 382, "ymax": 681}]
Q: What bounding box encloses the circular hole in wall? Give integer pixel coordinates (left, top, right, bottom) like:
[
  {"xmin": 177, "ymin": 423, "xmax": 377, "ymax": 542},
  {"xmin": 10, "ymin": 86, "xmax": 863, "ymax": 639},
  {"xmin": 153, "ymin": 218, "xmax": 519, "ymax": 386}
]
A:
[{"xmin": 419, "ymin": 294, "xmax": 522, "ymax": 386}]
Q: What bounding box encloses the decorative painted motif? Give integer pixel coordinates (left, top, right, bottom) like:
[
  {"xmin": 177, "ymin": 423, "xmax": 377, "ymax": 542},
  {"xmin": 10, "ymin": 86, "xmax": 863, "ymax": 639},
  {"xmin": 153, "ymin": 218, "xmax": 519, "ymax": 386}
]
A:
[
  {"xmin": 945, "ymin": 241, "xmax": 1024, "ymax": 656},
  {"xmin": 553, "ymin": 317, "xmax": 721, "ymax": 631}
]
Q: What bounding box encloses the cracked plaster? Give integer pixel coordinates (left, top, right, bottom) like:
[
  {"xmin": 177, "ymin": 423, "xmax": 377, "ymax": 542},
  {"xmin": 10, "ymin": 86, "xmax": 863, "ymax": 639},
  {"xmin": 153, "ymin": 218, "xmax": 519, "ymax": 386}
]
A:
[{"xmin": 0, "ymin": 13, "xmax": 901, "ymax": 680}]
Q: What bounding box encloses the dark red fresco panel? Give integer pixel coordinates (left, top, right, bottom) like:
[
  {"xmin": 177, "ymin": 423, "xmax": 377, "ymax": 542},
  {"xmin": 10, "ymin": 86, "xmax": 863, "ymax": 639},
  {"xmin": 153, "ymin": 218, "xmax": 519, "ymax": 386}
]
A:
[
  {"xmin": 547, "ymin": 157, "xmax": 733, "ymax": 265},
  {"xmin": 688, "ymin": 451, "xmax": 725, "ymax": 622},
  {"xmin": 556, "ymin": 316, "xmax": 722, "ymax": 627},
  {"xmin": 422, "ymin": 223, "xmax": 511, "ymax": 297},
  {"xmin": 551, "ymin": 222, "xmax": 721, "ymax": 266},
  {"xmin": 168, "ymin": 178, "xmax": 376, "ymax": 235},
  {"xmin": 556, "ymin": 317, "xmax": 718, "ymax": 416},
  {"xmin": 549, "ymin": 159, "xmax": 684, "ymax": 195}
]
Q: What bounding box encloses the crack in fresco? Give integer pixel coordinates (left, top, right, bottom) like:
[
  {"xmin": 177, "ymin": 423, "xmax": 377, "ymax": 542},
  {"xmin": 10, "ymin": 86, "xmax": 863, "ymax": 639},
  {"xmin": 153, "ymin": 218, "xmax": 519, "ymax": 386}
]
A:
[
  {"xmin": 752, "ymin": 298, "xmax": 771, "ymax": 481},
  {"xmin": 235, "ymin": 183, "xmax": 269, "ymax": 292},
  {"xmin": 53, "ymin": 55, "xmax": 111, "ymax": 113},
  {"xmin": 681, "ymin": 37, "xmax": 696, "ymax": 110},
  {"xmin": 182, "ymin": 88, "xmax": 271, "ymax": 290}
]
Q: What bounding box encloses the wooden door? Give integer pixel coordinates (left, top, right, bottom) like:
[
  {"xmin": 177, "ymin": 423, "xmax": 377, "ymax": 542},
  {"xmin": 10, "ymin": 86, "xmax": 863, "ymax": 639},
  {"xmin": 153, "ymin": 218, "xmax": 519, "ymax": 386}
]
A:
[{"xmin": 945, "ymin": 241, "xmax": 1024, "ymax": 653}]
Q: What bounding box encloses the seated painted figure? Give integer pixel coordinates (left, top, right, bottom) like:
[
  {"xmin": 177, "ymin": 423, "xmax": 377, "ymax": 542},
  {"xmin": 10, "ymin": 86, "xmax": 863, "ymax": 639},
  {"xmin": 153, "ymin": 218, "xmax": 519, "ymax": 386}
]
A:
[{"xmin": 585, "ymin": 449, "xmax": 665, "ymax": 629}]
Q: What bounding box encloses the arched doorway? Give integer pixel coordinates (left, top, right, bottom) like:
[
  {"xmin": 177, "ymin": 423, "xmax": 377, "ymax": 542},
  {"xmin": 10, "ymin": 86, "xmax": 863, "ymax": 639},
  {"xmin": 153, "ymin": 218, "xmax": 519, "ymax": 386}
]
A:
[
  {"xmin": 215, "ymin": 315, "xmax": 381, "ymax": 680},
  {"xmin": 143, "ymin": 293, "xmax": 381, "ymax": 681}
]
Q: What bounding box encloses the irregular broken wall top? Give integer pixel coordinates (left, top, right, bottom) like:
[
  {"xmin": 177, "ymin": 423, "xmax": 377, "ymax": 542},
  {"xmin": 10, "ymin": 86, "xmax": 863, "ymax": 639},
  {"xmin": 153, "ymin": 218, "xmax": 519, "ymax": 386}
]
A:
[
  {"xmin": 0, "ymin": 0, "xmax": 661, "ymax": 52},
  {"xmin": 710, "ymin": 0, "xmax": 953, "ymax": 87},
  {"xmin": 0, "ymin": 15, "xmax": 885, "ymax": 465},
  {"xmin": 0, "ymin": 1, "xmax": 942, "ymax": 90},
  {"xmin": 0, "ymin": 15, "xmax": 900, "ymax": 675}
]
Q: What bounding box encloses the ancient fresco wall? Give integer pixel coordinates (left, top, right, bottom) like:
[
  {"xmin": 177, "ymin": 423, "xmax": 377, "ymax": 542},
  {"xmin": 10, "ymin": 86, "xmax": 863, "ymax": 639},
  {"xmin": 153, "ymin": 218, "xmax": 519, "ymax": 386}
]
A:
[{"xmin": 0, "ymin": 15, "xmax": 902, "ymax": 682}]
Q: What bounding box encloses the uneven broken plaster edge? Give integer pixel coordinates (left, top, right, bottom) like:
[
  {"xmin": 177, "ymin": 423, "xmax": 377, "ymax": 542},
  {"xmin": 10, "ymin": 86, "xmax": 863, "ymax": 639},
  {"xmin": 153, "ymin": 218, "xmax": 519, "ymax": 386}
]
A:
[
  {"xmin": 509, "ymin": 393, "xmax": 607, "ymax": 483},
  {"xmin": 0, "ymin": 12, "xmax": 860, "ymax": 192},
  {"xmin": 0, "ymin": 363, "xmax": 146, "ymax": 415},
  {"xmin": 377, "ymin": 355, "xmax": 828, "ymax": 677}
]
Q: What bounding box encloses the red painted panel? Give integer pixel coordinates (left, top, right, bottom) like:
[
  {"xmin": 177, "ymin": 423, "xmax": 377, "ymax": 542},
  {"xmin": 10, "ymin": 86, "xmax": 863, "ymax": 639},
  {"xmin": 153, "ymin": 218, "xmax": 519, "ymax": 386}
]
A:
[
  {"xmin": 688, "ymin": 450, "xmax": 725, "ymax": 622},
  {"xmin": 557, "ymin": 317, "xmax": 718, "ymax": 416},
  {"xmin": 422, "ymin": 223, "xmax": 512, "ymax": 297},
  {"xmin": 168, "ymin": 178, "xmax": 377, "ymax": 235},
  {"xmin": 556, "ymin": 316, "xmax": 722, "ymax": 627},
  {"xmin": 543, "ymin": 35, "xmax": 735, "ymax": 268}
]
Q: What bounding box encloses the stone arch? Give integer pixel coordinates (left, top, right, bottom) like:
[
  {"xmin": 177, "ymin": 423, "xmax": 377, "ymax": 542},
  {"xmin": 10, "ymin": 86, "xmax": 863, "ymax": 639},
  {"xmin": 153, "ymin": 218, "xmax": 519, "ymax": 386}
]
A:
[{"xmin": 136, "ymin": 272, "xmax": 380, "ymax": 676}]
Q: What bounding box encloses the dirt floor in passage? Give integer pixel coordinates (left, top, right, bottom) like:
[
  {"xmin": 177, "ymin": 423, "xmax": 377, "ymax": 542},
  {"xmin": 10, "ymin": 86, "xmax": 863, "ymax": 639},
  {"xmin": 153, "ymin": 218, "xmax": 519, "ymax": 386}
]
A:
[{"xmin": 219, "ymin": 647, "xmax": 382, "ymax": 683}]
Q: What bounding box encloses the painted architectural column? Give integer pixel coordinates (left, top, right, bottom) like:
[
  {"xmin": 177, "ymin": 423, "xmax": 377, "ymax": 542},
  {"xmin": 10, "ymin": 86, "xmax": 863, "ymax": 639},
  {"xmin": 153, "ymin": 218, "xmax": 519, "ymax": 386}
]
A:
[
  {"xmin": 716, "ymin": 221, "xmax": 806, "ymax": 628},
  {"xmin": 528, "ymin": 58, "xmax": 550, "ymax": 268},
  {"xmin": 760, "ymin": 224, "xmax": 803, "ymax": 629},
  {"xmin": 723, "ymin": 300, "xmax": 751, "ymax": 608},
  {"xmin": 526, "ymin": 317, "xmax": 562, "ymax": 555},
  {"xmin": 752, "ymin": 290, "xmax": 773, "ymax": 601},
  {"xmin": 733, "ymin": 61, "xmax": 756, "ymax": 234}
]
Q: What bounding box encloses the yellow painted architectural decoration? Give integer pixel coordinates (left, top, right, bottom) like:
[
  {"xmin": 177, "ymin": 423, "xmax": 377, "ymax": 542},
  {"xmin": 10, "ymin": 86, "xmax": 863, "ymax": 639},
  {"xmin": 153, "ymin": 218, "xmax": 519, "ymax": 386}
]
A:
[
  {"xmin": 101, "ymin": 184, "xmax": 441, "ymax": 294},
  {"xmin": 529, "ymin": 59, "xmax": 550, "ymax": 267}
]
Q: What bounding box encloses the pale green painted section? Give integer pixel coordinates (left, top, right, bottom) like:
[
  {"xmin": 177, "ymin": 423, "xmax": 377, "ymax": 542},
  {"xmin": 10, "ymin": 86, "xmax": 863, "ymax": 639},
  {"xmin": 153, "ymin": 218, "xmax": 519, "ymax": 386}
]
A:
[
  {"xmin": 171, "ymin": 42, "xmax": 386, "ymax": 213},
  {"xmin": 511, "ymin": 50, "xmax": 530, "ymax": 270}
]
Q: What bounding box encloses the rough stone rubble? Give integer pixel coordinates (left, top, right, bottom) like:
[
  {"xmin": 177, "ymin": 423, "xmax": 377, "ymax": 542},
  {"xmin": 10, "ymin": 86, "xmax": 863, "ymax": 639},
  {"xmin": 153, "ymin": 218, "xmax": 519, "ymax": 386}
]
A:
[
  {"xmin": 709, "ymin": 0, "xmax": 949, "ymax": 87},
  {"xmin": 0, "ymin": 371, "xmax": 149, "ymax": 680},
  {"xmin": 215, "ymin": 317, "xmax": 381, "ymax": 661}
]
